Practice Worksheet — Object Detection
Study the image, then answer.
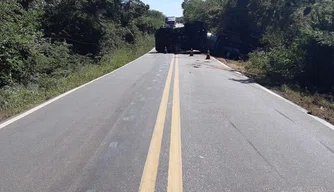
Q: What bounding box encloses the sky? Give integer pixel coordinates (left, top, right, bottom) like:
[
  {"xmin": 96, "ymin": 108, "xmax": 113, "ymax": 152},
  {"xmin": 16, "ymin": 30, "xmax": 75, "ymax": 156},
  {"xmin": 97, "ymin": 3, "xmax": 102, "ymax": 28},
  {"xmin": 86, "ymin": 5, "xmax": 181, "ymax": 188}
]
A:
[{"xmin": 142, "ymin": 0, "xmax": 183, "ymax": 17}]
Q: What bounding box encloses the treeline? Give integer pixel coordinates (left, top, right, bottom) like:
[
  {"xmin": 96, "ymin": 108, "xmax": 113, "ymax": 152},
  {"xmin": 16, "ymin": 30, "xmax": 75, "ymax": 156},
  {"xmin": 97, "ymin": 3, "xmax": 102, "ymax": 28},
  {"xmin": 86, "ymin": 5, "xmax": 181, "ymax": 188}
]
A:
[
  {"xmin": 0, "ymin": 0, "xmax": 164, "ymax": 88},
  {"xmin": 182, "ymin": 0, "xmax": 334, "ymax": 92}
]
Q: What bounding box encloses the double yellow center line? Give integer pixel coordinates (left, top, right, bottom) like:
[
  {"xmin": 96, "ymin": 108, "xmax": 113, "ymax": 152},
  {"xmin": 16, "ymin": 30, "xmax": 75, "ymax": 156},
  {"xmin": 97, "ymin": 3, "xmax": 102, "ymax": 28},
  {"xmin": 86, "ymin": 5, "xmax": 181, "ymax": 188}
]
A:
[{"xmin": 139, "ymin": 55, "xmax": 183, "ymax": 192}]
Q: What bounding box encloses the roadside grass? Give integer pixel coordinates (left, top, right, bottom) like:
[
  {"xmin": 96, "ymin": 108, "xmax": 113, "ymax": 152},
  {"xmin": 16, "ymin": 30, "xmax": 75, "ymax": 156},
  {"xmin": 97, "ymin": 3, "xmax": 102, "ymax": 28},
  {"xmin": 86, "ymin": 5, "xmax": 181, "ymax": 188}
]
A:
[
  {"xmin": 275, "ymin": 85, "xmax": 334, "ymax": 124},
  {"xmin": 216, "ymin": 57, "xmax": 334, "ymax": 125},
  {"xmin": 0, "ymin": 36, "xmax": 154, "ymax": 122}
]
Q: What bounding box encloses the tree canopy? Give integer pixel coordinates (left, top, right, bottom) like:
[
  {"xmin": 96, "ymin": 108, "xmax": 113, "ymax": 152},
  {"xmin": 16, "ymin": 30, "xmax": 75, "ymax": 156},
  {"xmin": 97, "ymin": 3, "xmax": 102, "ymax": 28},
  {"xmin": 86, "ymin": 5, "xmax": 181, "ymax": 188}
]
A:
[
  {"xmin": 0, "ymin": 0, "xmax": 165, "ymax": 88},
  {"xmin": 183, "ymin": 0, "xmax": 334, "ymax": 92}
]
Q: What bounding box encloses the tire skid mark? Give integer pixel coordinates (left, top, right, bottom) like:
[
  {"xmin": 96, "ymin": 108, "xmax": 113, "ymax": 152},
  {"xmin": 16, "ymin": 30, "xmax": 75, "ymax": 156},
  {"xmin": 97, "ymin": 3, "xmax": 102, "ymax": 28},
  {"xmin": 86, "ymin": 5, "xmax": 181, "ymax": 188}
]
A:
[
  {"xmin": 228, "ymin": 118, "xmax": 285, "ymax": 181},
  {"xmin": 246, "ymin": 140, "xmax": 284, "ymax": 180},
  {"xmin": 228, "ymin": 119, "xmax": 244, "ymax": 137},
  {"xmin": 275, "ymin": 109, "xmax": 295, "ymax": 123},
  {"xmin": 320, "ymin": 141, "xmax": 334, "ymax": 155}
]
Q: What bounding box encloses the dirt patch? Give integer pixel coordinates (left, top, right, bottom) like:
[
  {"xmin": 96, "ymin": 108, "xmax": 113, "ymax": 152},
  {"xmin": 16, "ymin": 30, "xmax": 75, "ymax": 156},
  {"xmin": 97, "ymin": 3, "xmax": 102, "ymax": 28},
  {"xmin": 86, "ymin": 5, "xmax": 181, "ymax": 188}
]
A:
[{"xmin": 215, "ymin": 56, "xmax": 334, "ymax": 125}]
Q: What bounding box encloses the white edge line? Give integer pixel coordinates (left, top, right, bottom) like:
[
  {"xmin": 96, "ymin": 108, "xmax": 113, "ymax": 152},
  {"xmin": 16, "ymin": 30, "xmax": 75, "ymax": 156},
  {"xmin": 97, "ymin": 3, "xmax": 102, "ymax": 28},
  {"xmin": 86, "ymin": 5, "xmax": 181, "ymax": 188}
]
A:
[
  {"xmin": 211, "ymin": 57, "xmax": 231, "ymax": 69},
  {"xmin": 0, "ymin": 48, "xmax": 156, "ymax": 129},
  {"xmin": 213, "ymin": 56, "xmax": 334, "ymax": 131}
]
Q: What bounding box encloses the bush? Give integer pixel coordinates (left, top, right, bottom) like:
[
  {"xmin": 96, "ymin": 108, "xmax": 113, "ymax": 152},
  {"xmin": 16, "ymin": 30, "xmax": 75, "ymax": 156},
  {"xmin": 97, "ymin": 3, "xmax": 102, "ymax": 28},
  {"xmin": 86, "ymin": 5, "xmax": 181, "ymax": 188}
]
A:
[
  {"xmin": 1, "ymin": 0, "xmax": 164, "ymax": 89},
  {"xmin": 0, "ymin": 1, "xmax": 42, "ymax": 87},
  {"xmin": 248, "ymin": 44, "xmax": 304, "ymax": 80},
  {"xmin": 0, "ymin": 35, "xmax": 154, "ymax": 120},
  {"xmin": 183, "ymin": 0, "xmax": 334, "ymax": 91},
  {"xmin": 0, "ymin": 0, "xmax": 164, "ymax": 120}
]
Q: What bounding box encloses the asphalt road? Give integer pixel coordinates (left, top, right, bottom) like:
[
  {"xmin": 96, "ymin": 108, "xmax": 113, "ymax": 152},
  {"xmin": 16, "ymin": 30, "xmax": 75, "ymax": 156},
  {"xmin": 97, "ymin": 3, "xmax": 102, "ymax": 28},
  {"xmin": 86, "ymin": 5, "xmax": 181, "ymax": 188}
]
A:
[{"xmin": 1, "ymin": 50, "xmax": 334, "ymax": 192}]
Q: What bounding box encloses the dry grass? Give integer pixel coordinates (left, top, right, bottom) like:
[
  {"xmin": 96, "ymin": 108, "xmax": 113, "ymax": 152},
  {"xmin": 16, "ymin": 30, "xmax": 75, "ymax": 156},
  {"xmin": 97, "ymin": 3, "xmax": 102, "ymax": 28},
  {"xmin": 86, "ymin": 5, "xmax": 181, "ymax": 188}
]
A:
[
  {"xmin": 216, "ymin": 57, "xmax": 246, "ymax": 72},
  {"xmin": 274, "ymin": 86, "xmax": 334, "ymax": 124},
  {"xmin": 216, "ymin": 57, "xmax": 261, "ymax": 77},
  {"xmin": 215, "ymin": 56, "xmax": 334, "ymax": 125}
]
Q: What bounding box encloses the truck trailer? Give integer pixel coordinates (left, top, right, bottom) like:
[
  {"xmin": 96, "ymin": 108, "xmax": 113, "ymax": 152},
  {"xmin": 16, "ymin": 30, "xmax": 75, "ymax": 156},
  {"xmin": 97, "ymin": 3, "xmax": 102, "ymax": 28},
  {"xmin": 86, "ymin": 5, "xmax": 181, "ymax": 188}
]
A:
[{"xmin": 155, "ymin": 21, "xmax": 211, "ymax": 53}]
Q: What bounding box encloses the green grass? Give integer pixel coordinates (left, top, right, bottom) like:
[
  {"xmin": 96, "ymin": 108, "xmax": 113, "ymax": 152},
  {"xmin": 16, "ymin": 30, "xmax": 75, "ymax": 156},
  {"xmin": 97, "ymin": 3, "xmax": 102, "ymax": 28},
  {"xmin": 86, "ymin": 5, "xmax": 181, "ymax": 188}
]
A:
[{"xmin": 0, "ymin": 36, "xmax": 154, "ymax": 121}]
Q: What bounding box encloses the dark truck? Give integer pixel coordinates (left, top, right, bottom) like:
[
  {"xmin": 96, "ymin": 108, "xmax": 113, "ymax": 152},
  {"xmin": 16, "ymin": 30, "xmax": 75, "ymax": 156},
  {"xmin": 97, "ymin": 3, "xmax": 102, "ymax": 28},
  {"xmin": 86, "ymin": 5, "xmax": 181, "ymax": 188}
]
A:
[
  {"xmin": 155, "ymin": 21, "xmax": 210, "ymax": 53},
  {"xmin": 155, "ymin": 20, "xmax": 251, "ymax": 60}
]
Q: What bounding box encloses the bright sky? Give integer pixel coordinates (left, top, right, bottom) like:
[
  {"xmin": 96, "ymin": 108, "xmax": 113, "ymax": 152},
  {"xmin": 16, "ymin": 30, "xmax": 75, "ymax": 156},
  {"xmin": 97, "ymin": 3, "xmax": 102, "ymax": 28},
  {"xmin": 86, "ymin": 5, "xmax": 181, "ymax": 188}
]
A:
[{"xmin": 142, "ymin": 0, "xmax": 183, "ymax": 17}]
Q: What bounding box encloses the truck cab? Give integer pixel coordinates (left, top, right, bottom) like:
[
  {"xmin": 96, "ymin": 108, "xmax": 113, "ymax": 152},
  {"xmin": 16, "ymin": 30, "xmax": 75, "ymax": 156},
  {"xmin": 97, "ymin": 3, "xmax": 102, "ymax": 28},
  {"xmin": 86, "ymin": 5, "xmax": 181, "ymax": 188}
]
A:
[{"xmin": 165, "ymin": 16, "xmax": 176, "ymax": 28}]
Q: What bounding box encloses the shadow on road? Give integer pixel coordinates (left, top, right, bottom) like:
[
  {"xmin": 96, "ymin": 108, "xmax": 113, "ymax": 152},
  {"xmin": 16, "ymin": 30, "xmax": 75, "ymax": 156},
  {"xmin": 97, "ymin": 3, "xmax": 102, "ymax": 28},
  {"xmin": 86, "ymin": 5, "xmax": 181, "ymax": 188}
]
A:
[
  {"xmin": 228, "ymin": 78, "xmax": 255, "ymax": 84},
  {"xmin": 148, "ymin": 51, "xmax": 160, "ymax": 54},
  {"xmin": 149, "ymin": 50, "xmax": 204, "ymax": 55}
]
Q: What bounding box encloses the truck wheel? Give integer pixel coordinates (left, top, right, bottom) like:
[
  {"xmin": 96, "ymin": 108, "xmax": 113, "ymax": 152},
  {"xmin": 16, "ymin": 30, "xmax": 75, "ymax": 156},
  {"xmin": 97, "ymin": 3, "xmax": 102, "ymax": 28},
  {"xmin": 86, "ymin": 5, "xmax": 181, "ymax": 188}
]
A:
[{"xmin": 156, "ymin": 46, "xmax": 165, "ymax": 53}]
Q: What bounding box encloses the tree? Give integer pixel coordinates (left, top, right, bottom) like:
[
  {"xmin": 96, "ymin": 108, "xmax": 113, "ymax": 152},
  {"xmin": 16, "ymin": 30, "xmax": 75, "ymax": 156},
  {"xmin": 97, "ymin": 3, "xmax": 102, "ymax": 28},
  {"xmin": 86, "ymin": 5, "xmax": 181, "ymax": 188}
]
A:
[
  {"xmin": 182, "ymin": 0, "xmax": 334, "ymax": 90},
  {"xmin": 0, "ymin": 0, "xmax": 164, "ymax": 87},
  {"xmin": 183, "ymin": 0, "xmax": 226, "ymax": 33}
]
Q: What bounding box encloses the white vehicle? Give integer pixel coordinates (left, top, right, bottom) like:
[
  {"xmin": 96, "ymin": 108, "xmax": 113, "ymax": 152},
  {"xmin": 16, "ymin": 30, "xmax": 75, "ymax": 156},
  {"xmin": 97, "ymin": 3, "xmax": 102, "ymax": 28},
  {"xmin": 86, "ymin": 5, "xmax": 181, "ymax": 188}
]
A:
[{"xmin": 164, "ymin": 16, "xmax": 176, "ymax": 28}]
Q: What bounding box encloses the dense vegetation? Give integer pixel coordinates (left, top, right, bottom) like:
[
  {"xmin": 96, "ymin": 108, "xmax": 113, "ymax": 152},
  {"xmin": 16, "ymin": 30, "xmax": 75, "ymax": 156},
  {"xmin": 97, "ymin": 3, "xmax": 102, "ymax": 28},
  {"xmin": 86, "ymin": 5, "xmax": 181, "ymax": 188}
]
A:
[
  {"xmin": 0, "ymin": 0, "xmax": 164, "ymax": 119},
  {"xmin": 183, "ymin": 0, "xmax": 334, "ymax": 92}
]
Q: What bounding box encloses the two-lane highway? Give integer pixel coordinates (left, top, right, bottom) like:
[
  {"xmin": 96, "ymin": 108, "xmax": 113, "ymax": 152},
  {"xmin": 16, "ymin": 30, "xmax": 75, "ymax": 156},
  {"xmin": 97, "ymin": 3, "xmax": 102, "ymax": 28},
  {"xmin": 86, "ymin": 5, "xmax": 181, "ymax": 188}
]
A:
[{"xmin": 1, "ymin": 50, "xmax": 334, "ymax": 192}]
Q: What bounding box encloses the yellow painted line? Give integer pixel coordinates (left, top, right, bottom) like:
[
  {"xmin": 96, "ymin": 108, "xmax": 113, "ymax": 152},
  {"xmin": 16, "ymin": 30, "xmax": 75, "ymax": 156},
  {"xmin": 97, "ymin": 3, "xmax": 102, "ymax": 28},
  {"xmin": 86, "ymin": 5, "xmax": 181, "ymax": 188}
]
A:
[
  {"xmin": 139, "ymin": 56, "xmax": 175, "ymax": 192},
  {"xmin": 167, "ymin": 56, "xmax": 183, "ymax": 192}
]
